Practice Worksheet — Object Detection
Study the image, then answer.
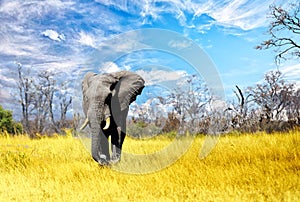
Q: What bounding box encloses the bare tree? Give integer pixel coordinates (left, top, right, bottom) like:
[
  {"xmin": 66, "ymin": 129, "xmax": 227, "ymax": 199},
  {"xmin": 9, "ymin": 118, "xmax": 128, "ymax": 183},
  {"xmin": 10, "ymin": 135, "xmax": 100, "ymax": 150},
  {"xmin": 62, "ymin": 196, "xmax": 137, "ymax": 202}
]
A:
[
  {"xmin": 248, "ymin": 70, "xmax": 295, "ymax": 121},
  {"xmin": 256, "ymin": 3, "xmax": 300, "ymax": 62},
  {"xmin": 59, "ymin": 85, "xmax": 72, "ymax": 129},
  {"xmin": 226, "ymin": 85, "xmax": 256, "ymax": 130},
  {"xmin": 36, "ymin": 71, "xmax": 59, "ymax": 133},
  {"xmin": 16, "ymin": 64, "xmax": 72, "ymax": 136},
  {"xmin": 17, "ymin": 63, "xmax": 33, "ymax": 134},
  {"xmin": 31, "ymin": 80, "xmax": 47, "ymax": 133},
  {"xmin": 167, "ymin": 75, "xmax": 211, "ymax": 134},
  {"xmin": 286, "ymin": 87, "xmax": 300, "ymax": 123}
]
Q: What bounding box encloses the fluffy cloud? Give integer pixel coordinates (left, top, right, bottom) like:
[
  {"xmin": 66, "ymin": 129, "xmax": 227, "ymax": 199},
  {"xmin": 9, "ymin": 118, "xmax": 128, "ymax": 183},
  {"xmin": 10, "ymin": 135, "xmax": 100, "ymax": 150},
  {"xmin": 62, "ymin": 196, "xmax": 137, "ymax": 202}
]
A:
[
  {"xmin": 42, "ymin": 29, "xmax": 65, "ymax": 41},
  {"xmin": 136, "ymin": 69, "xmax": 186, "ymax": 86},
  {"xmin": 100, "ymin": 62, "xmax": 121, "ymax": 73},
  {"xmin": 78, "ymin": 31, "xmax": 96, "ymax": 48}
]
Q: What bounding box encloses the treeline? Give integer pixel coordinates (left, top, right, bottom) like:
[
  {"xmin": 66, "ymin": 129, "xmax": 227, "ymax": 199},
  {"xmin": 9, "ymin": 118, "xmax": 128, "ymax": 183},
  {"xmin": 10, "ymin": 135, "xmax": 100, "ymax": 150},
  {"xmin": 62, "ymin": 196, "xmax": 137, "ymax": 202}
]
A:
[
  {"xmin": 127, "ymin": 70, "xmax": 299, "ymax": 138},
  {"xmin": 1, "ymin": 67, "xmax": 299, "ymax": 137}
]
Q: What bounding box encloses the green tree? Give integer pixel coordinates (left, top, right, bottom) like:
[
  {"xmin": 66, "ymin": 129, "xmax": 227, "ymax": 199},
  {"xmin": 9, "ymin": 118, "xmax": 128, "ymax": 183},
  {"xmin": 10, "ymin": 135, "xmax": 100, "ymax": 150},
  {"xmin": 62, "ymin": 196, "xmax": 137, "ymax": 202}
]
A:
[{"xmin": 0, "ymin": 105, "xmax": 23, "ymax": 134}]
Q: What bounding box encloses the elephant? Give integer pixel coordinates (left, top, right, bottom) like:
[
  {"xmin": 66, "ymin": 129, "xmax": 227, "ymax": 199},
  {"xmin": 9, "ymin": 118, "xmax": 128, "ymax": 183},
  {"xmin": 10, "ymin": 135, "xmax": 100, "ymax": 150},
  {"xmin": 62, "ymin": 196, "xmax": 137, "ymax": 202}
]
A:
[{"xmin": 80, "ymin": 70, "xmax": 145, "ymax": 165}]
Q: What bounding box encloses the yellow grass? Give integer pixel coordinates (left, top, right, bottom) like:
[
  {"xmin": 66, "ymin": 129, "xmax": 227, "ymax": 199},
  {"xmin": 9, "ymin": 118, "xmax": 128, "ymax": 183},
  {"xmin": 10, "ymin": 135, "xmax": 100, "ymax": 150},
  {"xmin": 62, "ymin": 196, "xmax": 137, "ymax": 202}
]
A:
[{"xmin": 0, "ymin": 131, "xmax": 299, "ymax": 201}]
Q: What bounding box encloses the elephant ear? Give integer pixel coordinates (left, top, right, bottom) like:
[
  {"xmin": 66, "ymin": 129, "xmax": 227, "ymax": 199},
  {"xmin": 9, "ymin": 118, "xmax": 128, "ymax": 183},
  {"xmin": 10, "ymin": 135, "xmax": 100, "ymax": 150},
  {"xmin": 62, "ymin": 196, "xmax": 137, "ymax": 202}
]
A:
[
  {"xmin": 82, "ymin": 72, "xmax": 97, "ymax": 115},
  {"xmin": 112, "ymin": 71, "xmax": 145, "ymax": 111}
]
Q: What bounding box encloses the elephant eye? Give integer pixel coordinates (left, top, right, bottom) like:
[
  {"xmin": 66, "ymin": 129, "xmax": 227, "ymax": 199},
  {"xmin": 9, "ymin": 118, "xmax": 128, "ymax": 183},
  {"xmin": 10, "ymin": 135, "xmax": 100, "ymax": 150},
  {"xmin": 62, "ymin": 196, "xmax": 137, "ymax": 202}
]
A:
[
  {"xmin": 83, "ymin": 95, "xmax": 88, "ymax": 101},
  {"xmin": 110, "ymin": 82, "xmax": 117, "ymax": 91}
]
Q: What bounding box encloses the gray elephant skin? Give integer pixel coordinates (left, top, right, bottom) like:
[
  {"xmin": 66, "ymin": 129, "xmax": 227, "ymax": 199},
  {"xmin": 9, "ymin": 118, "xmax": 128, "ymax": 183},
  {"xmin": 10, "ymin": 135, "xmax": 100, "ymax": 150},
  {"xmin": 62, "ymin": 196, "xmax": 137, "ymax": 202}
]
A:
[{"xmin": 80, "ymin": 71, "xmax": 145, "ymax": 165}]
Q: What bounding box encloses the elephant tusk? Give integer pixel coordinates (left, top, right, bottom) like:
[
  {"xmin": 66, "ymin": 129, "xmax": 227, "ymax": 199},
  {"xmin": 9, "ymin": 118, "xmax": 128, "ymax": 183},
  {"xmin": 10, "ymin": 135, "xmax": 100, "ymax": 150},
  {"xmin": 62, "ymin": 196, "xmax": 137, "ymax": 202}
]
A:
[
  {"xmin": 103, "ymin": 117, "xmax": 110, "ymax": 130},
  {"xmin": 80, "ymin": 118, "xmax": 89, "ymax": 131}
]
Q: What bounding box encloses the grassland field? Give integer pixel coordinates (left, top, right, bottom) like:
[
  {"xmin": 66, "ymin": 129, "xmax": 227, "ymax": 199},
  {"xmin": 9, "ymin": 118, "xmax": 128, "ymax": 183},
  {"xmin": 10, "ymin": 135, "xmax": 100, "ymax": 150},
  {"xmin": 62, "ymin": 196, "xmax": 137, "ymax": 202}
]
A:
[{"xmin": 0, "ymin": 130, "xmax": 299, "ymax": 201}]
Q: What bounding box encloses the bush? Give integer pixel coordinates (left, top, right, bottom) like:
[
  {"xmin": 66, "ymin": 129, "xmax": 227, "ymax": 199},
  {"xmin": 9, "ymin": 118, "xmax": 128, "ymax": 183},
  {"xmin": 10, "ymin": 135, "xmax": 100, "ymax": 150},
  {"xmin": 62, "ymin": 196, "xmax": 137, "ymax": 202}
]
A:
[
  {"xmin": 127, "ymin": 121, "xmax": 161, "ymax": 139},
  {"xmin": 0, "ymin": 105, "xmax": 23, "ymax": 134}
]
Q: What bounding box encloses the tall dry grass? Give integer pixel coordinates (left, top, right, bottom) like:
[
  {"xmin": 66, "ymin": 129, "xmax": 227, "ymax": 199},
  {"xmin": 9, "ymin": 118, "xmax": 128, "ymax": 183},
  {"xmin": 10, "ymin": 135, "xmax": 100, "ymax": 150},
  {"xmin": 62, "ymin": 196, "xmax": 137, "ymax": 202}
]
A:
[{"xmin": 0, "ymin": 130, "xmax": 299, "ymax": 201}]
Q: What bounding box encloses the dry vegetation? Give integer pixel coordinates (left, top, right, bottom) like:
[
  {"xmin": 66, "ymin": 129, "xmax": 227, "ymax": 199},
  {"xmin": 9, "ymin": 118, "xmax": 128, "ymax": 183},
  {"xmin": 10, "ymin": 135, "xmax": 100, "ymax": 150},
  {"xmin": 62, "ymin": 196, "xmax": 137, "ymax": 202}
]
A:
[{"xmin": 0, "ymin": 130, "xmax": 299, "ymax": 201}]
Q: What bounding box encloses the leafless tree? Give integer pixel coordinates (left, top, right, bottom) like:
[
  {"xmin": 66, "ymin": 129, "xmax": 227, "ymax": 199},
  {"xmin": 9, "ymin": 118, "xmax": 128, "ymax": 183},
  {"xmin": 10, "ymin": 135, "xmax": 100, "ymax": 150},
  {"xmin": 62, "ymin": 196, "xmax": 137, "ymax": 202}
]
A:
[
  {"xmin": 17, "ymin": 63, "xmax": 33, "ymax": 134},
  {"xmin": 167, "ymin": 75, "xmax": 211, "ymax": 134},
  {"xmin": 286, "ymin": 87, "xmax": 300, "ymax": 123},
  {"xmin": 248, "ymin": 70, "xmax": 295, "ymax": 121},
  {"xmin": 256, "ymin": 3, "xmax": 300, "ymax": 63},
  {"xmin": 16, "ymin": 64, "xmax": 72, "ymax": 136},
  {"xmin": 59, "ymin": 82, "xmax": 72, "ymax": 129},
  {"xmin": 226, "ymin": 85, "xmax": 256, "ymax": 130}
]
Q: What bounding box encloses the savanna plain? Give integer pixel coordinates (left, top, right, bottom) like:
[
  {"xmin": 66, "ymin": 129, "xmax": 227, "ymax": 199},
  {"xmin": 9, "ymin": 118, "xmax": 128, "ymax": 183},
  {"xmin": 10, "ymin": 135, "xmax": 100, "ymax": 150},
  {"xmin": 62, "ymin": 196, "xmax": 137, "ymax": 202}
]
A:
[{"xmin": 0, "ymin": 130, "xmax": 299, "ymax": 202}]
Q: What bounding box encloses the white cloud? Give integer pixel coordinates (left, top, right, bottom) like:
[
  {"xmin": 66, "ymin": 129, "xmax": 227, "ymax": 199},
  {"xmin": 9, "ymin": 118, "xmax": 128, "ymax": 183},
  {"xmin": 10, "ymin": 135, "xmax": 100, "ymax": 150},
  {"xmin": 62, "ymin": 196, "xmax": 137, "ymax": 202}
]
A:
[
  {"xmin": 115, "ymin": 0, "xmax": 288, "ymax": 31},
  {"xmin": 281, "ymin": 63, "xmax": 300, "ymax": 80},
  {"xmin": 95, "ymin": 0, "xmax": 129, "ymax": 11},
  {"xmin": 33, "ymin": 59, "xmax": 82, "ymax": 73},
  {"xmin": 136, "ymin": 69, "xmax": 186, "ymax": 86},
  {"xmin": 190, "ymin": 0, "xmax": 288, "ymax": 30},
  {"xmin": 100, "ymin": 62, "xmax": 121, "ymax": 73},
  {"xmin": 0, "ymin": 75, "xmax": 16, "ymax": 86},
  {"xmin": 207, "ymin": 0, "xmax": 267, "ymax": 30},
  {"xmin": 42, "ymin": 29, "xmax": 65, "ymax": 41},
  {"xmin": 168, "ymin": 39, "xmax": 192, "ymax": 50},
  {"xmin": 281, "ymin": 63, "xmax": 300, "ymax": 88},
  {"xmin": 78, "ymin": 31, "xmax": 96, "ymax": 48},
  {"xmin": 0, "ymin": 29, "xmax": 45, "ymax": 57},
  {"xmin": 0, "ymin": 0, "xmax": 74, "ymax": 24},
  {"xmin": 98, "ymin": 31, "xmax": 147, "ymax": 53}
]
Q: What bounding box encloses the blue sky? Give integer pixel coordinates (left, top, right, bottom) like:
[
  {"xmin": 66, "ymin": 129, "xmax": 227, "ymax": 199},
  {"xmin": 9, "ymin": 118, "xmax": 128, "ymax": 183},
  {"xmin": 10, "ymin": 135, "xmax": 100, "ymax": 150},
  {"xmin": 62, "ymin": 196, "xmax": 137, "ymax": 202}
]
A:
[{"xmin": 0, "ymin": 0, "xmax": 300, "ymax": 117}]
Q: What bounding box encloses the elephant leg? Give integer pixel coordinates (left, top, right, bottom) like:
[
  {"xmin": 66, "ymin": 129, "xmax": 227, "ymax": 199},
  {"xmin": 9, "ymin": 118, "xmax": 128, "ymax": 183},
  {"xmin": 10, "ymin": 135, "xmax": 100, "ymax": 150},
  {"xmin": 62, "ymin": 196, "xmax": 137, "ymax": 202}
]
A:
[
  {"xmin": 118, "ymin": 120, "xmax": 127, "ymax": 152},
  {"xmin": 91, "ymin": 127, "xmax": 110, "ymax": 165},
  {"xmin": 110, "ymin": 109, "xmax": 128, "ymax": 164},
  {"xmin": 110, "ymin": 126, "xmax": 121, "ymax": 164}
]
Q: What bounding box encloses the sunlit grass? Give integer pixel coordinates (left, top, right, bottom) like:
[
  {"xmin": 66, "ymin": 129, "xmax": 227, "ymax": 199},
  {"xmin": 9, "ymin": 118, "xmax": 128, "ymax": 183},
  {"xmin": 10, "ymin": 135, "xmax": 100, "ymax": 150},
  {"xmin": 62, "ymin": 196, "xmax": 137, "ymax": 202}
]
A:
[{"xmin": 0, "ymin": 130, "xmax": 299, "ymax": 201}]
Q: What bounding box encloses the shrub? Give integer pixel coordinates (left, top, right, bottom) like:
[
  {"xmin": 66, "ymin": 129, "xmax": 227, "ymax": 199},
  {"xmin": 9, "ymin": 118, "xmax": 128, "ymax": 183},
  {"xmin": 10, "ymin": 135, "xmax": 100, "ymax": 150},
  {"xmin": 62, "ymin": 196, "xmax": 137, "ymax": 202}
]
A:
[
  {"xmin": 127, "ymin": 121, "xmax": 161, "ymax": 139},
  {"xmin": 0, "ymin": 105, "xmax": 23, "ymax": 135}
]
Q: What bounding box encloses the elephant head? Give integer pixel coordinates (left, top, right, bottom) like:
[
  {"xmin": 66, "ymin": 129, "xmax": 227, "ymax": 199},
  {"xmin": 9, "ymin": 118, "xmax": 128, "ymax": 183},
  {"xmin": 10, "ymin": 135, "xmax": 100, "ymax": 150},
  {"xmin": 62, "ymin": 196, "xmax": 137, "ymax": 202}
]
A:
[{"xmin": 80, "ymin": 70, "xmax": 145, "ymax": 165}]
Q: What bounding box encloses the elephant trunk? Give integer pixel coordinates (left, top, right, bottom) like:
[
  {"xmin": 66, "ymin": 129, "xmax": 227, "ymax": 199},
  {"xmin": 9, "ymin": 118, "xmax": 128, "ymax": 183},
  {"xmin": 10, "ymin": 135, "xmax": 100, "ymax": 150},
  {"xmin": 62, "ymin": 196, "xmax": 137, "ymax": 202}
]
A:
[
  {"xmin": 88, "ymin": 101, "xmax": 109, "ymax": 163},
  {"xmin": 81, "ymin": 97, "xmax": 112, "ymax": 131},
  {"xmin": 89, "ymin": 117, "xmax": 103, "ymax": 162}
]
